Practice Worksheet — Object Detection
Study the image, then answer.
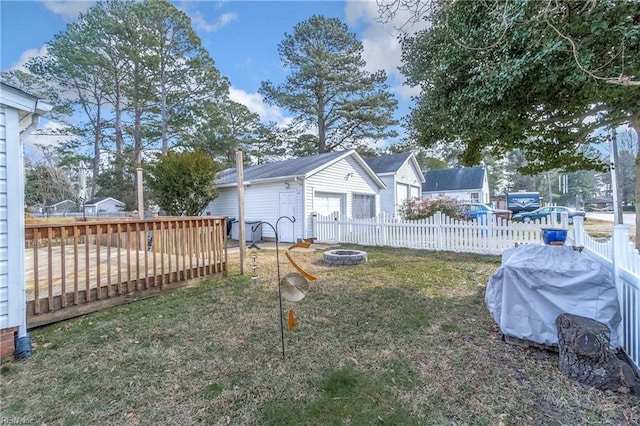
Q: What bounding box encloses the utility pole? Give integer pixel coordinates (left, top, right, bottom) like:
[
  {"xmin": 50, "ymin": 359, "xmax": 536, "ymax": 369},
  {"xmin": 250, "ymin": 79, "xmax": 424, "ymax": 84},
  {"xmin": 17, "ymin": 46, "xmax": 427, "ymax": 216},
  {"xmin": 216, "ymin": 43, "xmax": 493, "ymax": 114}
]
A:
[
  {"xmin": 236, "ymin": 148, "xmax": 246, "ymax": 275},
  {"xmin": 610, "ymin": 128, "xmax": 623, "ymax": 225}
]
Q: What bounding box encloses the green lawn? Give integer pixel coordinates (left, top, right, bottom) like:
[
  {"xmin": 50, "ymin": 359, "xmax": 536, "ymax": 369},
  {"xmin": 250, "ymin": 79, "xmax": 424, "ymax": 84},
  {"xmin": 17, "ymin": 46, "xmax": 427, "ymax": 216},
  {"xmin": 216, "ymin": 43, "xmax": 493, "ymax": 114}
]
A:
[{"xmin": 1, "ymin": 246, "xmax": 638, "ymax": 425}]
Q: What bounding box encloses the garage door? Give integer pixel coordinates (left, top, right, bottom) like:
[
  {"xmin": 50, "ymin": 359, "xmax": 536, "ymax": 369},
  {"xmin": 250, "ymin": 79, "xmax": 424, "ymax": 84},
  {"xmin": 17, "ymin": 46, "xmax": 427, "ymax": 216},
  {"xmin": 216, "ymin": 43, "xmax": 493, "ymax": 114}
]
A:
[
  {"xmin": 315, "ymin": 192, "xmax": 343, "ymax": 217},
  {"xmin": 396, "ymin": 183, "xmax": 409, "ymax": 206}
]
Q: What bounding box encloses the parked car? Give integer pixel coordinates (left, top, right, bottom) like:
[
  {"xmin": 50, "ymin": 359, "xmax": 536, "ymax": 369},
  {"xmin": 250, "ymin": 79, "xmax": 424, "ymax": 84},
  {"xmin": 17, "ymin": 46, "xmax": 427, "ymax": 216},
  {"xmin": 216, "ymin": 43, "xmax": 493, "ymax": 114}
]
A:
[
  {"xmin": 461, "ymin": 203, "xmax": 512, "ymax": 222},
  {"xmin": 511, "ymin": 206, "xmax": 586, "ymax": 224}
]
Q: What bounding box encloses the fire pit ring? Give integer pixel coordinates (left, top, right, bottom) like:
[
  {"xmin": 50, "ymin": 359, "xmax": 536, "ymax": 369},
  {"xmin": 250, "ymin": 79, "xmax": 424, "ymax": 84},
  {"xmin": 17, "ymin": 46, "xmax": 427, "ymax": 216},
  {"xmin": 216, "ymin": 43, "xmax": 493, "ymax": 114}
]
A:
[{"xmin": 323, "ymin": 249, "xmax": 367, "ymax": 266}]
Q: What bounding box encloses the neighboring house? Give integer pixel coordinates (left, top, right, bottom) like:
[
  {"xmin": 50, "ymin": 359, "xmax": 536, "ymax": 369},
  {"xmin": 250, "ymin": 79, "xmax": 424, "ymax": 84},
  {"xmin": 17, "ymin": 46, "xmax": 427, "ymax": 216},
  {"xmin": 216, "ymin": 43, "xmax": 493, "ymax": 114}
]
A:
[
  {"xmin": 364, "ymin": 152, "xmax": 425, "ymax": 217},
  {"xmin": 0, "ymin": 83, "xmax": 51, "ymax": 359},
  {"xmin": 422, "ymin": 166, "xmax": 490, "ymax": 204},
  {"xmin": 83, "ymin": 197, "xmax": 126, "ymax": 215},
  {"xmin": 586, "ymin": 198, "xmax": 613, "ymax": 210},
  {"xmin": 48, "ymin": 199, "xmax": 77, "ymax": 213},
  {"xmin": 203, "ymin": 150, "xmax": 386, "ymax": 243}
]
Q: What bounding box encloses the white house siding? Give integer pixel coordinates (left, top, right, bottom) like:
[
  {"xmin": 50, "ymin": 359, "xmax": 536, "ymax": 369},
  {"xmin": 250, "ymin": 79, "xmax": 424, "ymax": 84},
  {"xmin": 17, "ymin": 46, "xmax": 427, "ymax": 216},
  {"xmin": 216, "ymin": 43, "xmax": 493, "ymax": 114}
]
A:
[
  {"xmin": 396, "ymin": 183, "xmax": 409, "ymax": 210},
  {"xmin": 378, "ymin": 175, "xmax": 396, "ymax": 216},
  {"xmin": 423, "ymin": 190, "xmax": 477, "ymax": 201},
  {"xmin": 0, "ymin": 106, "xmax": 26, "ymax": 331},
  {"xmin": 204, "ymin": 189, "xmax": 237, "ymax": 219},
  {"xmin": 379, "ymin": 160, "xmax": 423, "ymax": 217},
  {"xmin": 304, "ymin": 156, "xmax": 380, "ymax": 238},
  {"xmin": 205, "ymin": 182, "xmax": 303, "ymax": 242},
  {"xmin": 0, "ymin": 107, "xmax": 8, "ymax": 329}
]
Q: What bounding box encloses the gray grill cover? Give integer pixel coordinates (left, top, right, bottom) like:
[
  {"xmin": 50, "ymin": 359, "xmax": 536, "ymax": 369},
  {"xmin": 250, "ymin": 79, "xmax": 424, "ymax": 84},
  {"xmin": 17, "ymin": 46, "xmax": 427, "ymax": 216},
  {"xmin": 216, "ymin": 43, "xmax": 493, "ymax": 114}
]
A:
[{"xmin": 485, "ymin": 245, "xmax": 621, "ymax": 347}]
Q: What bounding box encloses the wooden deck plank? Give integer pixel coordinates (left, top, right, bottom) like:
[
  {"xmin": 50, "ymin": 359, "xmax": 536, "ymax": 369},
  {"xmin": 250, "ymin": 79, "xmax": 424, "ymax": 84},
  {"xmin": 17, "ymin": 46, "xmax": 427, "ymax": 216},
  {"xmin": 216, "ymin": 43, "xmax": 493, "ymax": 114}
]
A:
[{"xmin": 24, "ymin": 243, "xmax": 219, "ymax": 301}]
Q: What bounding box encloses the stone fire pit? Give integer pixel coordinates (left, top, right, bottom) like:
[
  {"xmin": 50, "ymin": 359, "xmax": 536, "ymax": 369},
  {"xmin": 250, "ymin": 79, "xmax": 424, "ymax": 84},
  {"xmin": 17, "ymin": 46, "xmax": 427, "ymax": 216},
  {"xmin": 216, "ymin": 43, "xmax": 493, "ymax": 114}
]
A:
[{"xmin": 323, "ymin": 249, "xmax": 367, "ymax": 266}]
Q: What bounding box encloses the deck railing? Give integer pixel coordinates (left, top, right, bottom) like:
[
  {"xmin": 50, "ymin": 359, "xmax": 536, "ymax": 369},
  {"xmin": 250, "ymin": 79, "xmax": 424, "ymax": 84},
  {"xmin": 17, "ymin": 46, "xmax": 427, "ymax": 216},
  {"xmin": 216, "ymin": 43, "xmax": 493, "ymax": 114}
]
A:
[{"xmin": 24, "ymin": 217, "xmax": 227, "ymax": 327}]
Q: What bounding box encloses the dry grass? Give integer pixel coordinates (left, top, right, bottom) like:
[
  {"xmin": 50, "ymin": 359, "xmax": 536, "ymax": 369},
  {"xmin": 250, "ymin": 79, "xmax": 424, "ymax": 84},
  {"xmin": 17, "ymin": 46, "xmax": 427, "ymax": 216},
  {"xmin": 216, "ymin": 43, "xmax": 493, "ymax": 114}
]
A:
[
  {"xmin": 1, "ymin": 246, "xmax": 639, "ymax": 425},
  {"xmin": 584, "ymin": 218, "xmax": 636, "ymax": 243}
]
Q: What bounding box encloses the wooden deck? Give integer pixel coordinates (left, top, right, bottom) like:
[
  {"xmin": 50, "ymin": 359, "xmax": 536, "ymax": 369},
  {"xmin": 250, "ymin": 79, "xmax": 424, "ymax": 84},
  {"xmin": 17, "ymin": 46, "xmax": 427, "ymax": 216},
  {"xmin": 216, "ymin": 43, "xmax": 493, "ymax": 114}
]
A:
[
  {"xmin": 24, "ymin": 217, "xmax": 228, "ymax": 328},
  {"xmin": 25, "ymin": 243, "xmax": 215, "ymax": 301}
]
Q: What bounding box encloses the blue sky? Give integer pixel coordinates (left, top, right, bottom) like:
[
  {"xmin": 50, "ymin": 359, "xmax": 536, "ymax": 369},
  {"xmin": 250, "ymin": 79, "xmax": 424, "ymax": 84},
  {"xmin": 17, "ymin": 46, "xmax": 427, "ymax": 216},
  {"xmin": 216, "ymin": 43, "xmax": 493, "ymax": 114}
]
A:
[{"xmin": 1, "ymin": 0, "xmax": 423, "ymax": 149}]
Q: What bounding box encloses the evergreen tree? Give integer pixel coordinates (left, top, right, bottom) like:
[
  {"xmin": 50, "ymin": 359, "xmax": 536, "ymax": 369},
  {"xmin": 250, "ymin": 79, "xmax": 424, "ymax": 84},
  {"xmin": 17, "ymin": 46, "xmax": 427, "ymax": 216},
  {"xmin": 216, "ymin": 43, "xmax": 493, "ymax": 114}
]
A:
[{"xmin": 260, "ymin": 15, "xmax": 398, "ymax": 154}]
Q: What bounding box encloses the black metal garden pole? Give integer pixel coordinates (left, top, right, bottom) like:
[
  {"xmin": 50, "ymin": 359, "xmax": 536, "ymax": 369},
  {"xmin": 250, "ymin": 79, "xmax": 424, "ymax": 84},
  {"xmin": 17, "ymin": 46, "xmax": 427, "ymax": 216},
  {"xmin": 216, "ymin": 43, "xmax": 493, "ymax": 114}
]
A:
[{"xmin": 252, "ymin": 216, "xmax": 295, "ymax": 360}]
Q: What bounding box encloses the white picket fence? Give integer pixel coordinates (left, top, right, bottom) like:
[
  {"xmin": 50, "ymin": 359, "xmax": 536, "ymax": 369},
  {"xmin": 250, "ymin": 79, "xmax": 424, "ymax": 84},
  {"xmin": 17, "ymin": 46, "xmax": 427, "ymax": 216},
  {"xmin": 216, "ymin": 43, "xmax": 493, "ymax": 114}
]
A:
[
  {"xmin": 313, "ymin": 212, "xmax": 640, "ymax": 373},
  {"xmin": 312, "ymin": 211, "xmax": 568, "ymax": 255},
  {"xmin": 572, "ymin": 217, "xmax": 640, "ymax": 373}
]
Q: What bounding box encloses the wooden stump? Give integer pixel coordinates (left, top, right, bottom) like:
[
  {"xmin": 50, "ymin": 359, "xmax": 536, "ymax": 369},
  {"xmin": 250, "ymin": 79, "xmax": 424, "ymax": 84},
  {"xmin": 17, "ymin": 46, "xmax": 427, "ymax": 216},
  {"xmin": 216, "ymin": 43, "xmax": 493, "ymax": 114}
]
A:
[{"xmin": 556, "ymin": 313, "xmax": 639, "ymax": 395}]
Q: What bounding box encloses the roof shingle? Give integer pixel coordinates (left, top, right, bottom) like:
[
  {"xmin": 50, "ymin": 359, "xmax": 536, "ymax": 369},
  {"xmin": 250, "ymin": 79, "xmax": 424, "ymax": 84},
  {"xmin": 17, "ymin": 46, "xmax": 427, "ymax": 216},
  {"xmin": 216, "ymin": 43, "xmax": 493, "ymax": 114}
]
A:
[{"xmin": 422, "ymin": 166, "xmax": 485, "ymax": 192}]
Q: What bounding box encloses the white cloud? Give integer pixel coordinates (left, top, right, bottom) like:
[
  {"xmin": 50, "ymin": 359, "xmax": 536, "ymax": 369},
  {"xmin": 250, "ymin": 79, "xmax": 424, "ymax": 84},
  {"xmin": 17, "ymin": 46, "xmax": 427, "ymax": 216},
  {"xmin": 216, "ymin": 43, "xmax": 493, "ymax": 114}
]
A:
[
  {"xmin": 24, "ymin": 119, "xmax": 78, "ymax": 163},
  {"xmin": 344, "ymin": 0, "xmax": 430, "ymax": 90},
  {"xmin": 10, "ymin": 46, "xmax": 49, "ymax": 71},
  {"xmin": 190, "ymin": 11, "xmax": 237, "ymax": 32},
  {"xmin": 393, "ymin": 82, "xmax": 421, "ymax": 100},
  {"xmin": 39, "ymin": 1, "xmax": 95, "ymax": 22},
  {"xmin": 229, "ymin": 86, "xmax": 290, "ymax": 126}
]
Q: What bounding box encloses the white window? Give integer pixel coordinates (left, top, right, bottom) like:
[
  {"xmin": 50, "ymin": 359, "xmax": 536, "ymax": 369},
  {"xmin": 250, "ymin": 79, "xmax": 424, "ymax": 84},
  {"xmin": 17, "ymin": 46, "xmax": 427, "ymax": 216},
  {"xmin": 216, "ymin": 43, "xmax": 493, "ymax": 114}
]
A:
[
  {"xmin": 470, "ymin": 192, "xmax": 480, "ymax": 202},
  {"xmin": 352, "ymin": 193, "xmax": 375, "ymax": 219}
]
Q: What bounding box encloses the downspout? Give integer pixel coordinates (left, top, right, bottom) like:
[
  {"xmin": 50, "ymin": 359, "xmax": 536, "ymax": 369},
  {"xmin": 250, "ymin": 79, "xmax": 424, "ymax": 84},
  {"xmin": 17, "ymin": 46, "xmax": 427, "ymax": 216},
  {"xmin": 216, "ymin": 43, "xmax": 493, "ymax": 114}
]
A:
[
  {"xmin": 14, "ymin": 100, "xmax": 51, "ymax": 359},
  {"xmin": 14, "ymin": 112, "xmax": 35, "ymax": 359}
]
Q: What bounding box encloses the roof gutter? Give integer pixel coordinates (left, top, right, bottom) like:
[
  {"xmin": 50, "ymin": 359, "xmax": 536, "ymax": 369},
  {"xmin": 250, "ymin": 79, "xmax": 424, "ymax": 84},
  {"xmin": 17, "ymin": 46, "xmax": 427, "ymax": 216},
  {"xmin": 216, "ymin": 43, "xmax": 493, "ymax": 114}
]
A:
[{"xmin": 217, "ymin": 174, "xmax": 307, "ymax": 188}]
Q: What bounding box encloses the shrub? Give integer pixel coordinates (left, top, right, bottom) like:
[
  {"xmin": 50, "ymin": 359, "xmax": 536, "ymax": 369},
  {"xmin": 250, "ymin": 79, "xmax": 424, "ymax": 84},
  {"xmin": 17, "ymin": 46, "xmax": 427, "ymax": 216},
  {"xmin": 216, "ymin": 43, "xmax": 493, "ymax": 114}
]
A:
[{"xmin": 400, "ymin": 197, "xmax": 463, "ymax": 220}]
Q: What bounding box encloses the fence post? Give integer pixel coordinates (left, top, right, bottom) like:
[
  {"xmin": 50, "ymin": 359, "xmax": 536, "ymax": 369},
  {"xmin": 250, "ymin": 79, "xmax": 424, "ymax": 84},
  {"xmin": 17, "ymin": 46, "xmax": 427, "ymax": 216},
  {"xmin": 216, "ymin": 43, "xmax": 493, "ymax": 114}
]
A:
[
  {"xmin": 560, "ymin": 211, "xmax": 569, "ymax": 228},
  {"xmin": 487, "ymin": 213, "xmax": 494, "ymax": 254},
  {"xmin": 311, "ymin": 212, "xmax": 317, "ymax": 241},
  {"xmin": 333, "ymin": 212, "xmax": 340, "ymax": 244},
  {"xmin": 612, "ymin": 224, "xmax": 630, "ymax": 348},
  {"xmin": 572, "ymin": 216, "xmax": 585, "ymax": 247},
  {"xmin": 380, "ymin": 212, "xmax": 387, "ymax": 246},
  {"xmin": 436, "ymin": 211, "xmax": 443, "ymax": 251}
]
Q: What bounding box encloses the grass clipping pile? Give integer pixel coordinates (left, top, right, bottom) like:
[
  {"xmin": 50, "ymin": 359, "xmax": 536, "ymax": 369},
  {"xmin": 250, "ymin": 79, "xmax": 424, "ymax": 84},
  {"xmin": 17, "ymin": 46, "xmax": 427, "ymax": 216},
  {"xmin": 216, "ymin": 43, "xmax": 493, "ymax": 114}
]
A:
[{"xmin": 1, "ymin": 246, "xmax": 638, "ymax": 425}]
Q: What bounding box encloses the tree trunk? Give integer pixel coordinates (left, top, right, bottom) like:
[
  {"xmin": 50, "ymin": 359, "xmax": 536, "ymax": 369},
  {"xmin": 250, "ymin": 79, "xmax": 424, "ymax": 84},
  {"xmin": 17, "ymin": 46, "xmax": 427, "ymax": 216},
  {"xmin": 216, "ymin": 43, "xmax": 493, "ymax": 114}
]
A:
[
  {"xmin": 556, "ymin": 313, "xmax": 639, "ymax": 394},
  {"xmin": 91, "ymin": 110, "xmax": 101, "ymax": 200}
]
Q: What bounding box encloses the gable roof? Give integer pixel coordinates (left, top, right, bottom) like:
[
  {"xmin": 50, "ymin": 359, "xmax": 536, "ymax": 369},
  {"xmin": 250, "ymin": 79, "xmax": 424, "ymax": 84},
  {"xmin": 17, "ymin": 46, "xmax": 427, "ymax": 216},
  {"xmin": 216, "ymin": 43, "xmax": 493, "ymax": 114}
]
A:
[
  {"xmin": 364, "ymin": 153, "xmax": 410, "ymax": 174},
  {"xmin": 217, "ymin": 150, "xmax": 385, "ymax": 188},
  {"xmin": 50, "ymin": 199, "xmax": 76, "ymax": 207},
  {"xmin": 422, "ymin": 166, "xmax": 485, "ymax": 192},
  {"xmin": 84, "ymin": 196, "xmax": 125, "ymax": 206},
  {"xmin": 363, "ymin": 152, "xmax": 426, "ymax": 183}
]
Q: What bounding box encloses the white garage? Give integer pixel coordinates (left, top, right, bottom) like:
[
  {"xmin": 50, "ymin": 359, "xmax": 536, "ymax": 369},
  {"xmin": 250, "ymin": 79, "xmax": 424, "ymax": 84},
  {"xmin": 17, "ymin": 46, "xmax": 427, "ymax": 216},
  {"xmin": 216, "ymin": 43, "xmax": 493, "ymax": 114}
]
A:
[{"xmin": 204, "ymin": 150, "xmax": 385, "ymax": 242}]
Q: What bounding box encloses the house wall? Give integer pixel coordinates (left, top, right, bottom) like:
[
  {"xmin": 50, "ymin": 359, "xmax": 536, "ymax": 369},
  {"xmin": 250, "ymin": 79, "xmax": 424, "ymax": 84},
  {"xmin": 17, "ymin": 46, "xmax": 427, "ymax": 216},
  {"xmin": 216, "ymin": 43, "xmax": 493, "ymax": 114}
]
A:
[
  {"xmin": 51, "ymin": 200, "xmax": 77, "ymax": 213},
  {"xmin": 0, "ymin": 105, "xmax": 26, "ymax": 338},
  {"xmin": 422, "ymin": 189, "xmax": 482, "ymax": 201},
  {"xmin": 0, "ymin": 106, "xmax": 8, "ymax": 331},
  {"xmin": 304, "ymin": 155, "xmax": 380, "ymax": 237},
  {"xmin": 378, "ymin": 175, "xmax": 396, "ymax": 216},
  {"xmin": 96, "ymin": 198, "xmax": 123, "ymax": 212},
  {"xmin": 85, "ymin": 198, "xmax": 124, "ymax": 214},
  {"xmin": 205, "ymin": 181, "xmax": 304, "ymax": 242},
  {"xmin": 392, "ymin": 160, "xmax": 423, "ymax": 216}
]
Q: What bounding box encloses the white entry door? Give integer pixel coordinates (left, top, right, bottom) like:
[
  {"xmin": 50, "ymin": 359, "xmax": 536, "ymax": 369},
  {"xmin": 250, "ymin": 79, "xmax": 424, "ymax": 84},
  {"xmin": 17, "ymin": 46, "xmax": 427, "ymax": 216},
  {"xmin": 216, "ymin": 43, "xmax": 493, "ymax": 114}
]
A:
[{"xmin": 278, "ymin": 192, "xmax": 296, "ymax": 243}]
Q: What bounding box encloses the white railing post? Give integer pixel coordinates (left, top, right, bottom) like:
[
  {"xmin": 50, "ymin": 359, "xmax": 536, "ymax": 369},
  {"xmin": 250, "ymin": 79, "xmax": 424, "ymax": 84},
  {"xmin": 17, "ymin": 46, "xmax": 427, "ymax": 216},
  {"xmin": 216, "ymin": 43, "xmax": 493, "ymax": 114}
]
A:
[
  {"xmin": 333, "ymin": 213, "xmax": 340, "ymax": 244},
  {"xmin": 572, "ymin": 216, "xmax": 585, "ymax": 247},
  {"xmin": 436, "ymin": 211, "xmax": 443, "ymax": 251},
  {"xmin": 560, "ymin": 211, "xmax": 569, "ymax": 228},
  {"xmin": 487, "ymin": 213, "xmax": 494, "ymax": 254},
  {"xmin": 311, "ymin": 212, "xmax": 317, "ymax": 241},
  {"xmin": 380, "ymin": 212, "xmax": 387, "ymax": 246},
  {"xmin": 612, "ymin": 224, "xmax": 630, "ymax": 348}
]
